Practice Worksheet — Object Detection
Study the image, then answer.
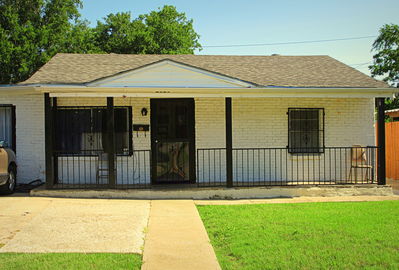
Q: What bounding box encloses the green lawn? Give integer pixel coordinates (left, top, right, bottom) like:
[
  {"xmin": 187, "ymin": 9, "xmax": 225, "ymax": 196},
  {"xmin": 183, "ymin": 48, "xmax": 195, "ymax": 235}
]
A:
[
  {"xmin": 198, "ymin": 201, "xmax": 399, "ymax": 270},
  {"xmin": 0, "ymin": 253, "xmax": 141, "ymax": 270}
]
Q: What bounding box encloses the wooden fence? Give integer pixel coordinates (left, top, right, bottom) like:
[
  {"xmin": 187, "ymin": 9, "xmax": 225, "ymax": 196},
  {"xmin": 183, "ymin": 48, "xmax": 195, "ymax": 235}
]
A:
[{"xmin": 386, "ymin": 121, "xmax": 399, "ymax": 180}]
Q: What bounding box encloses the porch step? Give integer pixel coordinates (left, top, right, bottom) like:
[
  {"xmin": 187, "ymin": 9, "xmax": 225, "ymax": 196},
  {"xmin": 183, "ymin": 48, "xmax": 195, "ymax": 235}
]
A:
[{"xmin": 30, "ymin": 185, "xmax": 394, "ymax": 200}]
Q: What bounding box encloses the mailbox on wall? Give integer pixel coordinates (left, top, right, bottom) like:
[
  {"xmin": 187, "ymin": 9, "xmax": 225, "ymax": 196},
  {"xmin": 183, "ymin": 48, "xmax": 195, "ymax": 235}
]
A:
[{"xmin": 133, "ymin": 124, "xmax": 149, "ymax": 137}]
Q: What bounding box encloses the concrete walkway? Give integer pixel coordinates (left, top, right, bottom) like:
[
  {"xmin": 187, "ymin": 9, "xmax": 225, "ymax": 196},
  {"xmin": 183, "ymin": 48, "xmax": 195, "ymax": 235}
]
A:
[
  {"xmin": 0, "ymin": 196, "xmax": 150, "ymax": 253},
  {"xmin": 141, "ymin": 200, "xmax": 221, "ymax": 270},
  {"xmin": 195, "ymin": 195, "xmax": 399, "ymax": 205}
]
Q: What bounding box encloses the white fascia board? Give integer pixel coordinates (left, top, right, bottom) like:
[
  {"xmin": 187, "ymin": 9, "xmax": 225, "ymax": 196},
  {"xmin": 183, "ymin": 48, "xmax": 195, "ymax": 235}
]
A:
[
  {"xmin": 0, "ymin": 85, "xmax": 38, "ymax": 95},
  {"xmin": 45, "ymin": 86, "xmax": 395, "ymax": 98}
]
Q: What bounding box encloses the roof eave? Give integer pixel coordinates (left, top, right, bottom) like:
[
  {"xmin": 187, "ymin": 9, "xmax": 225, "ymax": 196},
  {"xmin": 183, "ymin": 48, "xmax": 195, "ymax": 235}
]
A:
[
  {"xmin": 0, "ymin": 85, "xmax": 38, "ymax": 95},
  {"xmin": 32, "ymin": 85, "xmax": 395, "ymax": 98}
]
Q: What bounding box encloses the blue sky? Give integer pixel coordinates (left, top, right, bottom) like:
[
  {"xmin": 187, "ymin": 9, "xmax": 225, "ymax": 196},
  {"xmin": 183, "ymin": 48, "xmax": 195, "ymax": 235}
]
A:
[{"xmin": 80, "ymin": 0, "xmax": 399, "ymax": 75}]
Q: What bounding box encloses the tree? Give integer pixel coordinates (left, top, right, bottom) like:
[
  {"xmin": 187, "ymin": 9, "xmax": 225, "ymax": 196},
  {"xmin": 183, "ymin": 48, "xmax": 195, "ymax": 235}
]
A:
[
  {"xmin": 61, "ymin": 20, "xmax": 102, "ymax": 54},
  {"xmin": 0, "ymin": 0, "xmax": 98, "ymax": 84},
  {"xmin": 0, "ymin": 0, "xmax": 45, "ymax": 84},
  {"xmin": 94, "ymin": 5, "xmax": 201, "ymax": 54},
  {"xmin": 94, "ymin": 12, "xmax": 146, "ymax": 54},
  {"xmin": 139, "ymin": 5, "xmax": 201, "ymax": 54},
  {"xmin": 0, "ymin": 2, "xmax": 201, "ymax": 84},
  {"xmin": 369, "ymin": 24, "xmax": 399, "ymax": 111},
  {"xmin": 369, "ymin": 24, "xmax": 399, "ymax": 87}
]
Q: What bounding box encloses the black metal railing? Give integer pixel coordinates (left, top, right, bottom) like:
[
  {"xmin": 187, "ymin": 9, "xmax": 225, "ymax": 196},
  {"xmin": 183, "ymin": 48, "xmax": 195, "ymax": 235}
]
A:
[
  {"xmin": 53, "ymin": 146, "xmax": 378, "ymax": 189},
  {"xmin": 54, "ymin": 150, "xmax": 151, "ymax": 189},
  {"xmin": 196, "ymin": 148, "xmax": 227, "ymax": 186},
  {"xmin": 197, "ymin": 146, "xmax": 378, "ymax": 187},
  {"xmin": 116, "ymin": 150, "xmax": 151, "ymax": 188}
]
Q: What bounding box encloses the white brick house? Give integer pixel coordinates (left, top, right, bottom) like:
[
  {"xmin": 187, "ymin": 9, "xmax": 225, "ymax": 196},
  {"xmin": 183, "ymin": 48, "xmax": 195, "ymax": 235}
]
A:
[{"xmin": 0, "ymin": 53, "xmax": 393, "ymax": 189}]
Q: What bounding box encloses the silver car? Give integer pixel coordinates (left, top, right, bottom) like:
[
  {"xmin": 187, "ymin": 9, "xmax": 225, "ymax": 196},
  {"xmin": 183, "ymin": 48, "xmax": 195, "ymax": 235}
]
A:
[{"xmin": 0, "ymin": 141, "xmax": 17, "ymax": 194}]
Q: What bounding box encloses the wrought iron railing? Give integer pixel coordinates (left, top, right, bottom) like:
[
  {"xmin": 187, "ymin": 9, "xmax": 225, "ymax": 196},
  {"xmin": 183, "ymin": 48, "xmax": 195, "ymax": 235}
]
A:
[
  {"xmin": 53, "ymin": 146, "xmax": 378, "ymax": 189},
  {"xmin": 197, "ymin": 146, "xmax": 378, "ymax": 187},
  {"xmin": 116, "ymin": 150, "xmax": 151, "ymax": 188},
  {"xmin": 196, "ymin": 148, "xmax": 227, "ymax": 187},
  {"xmin": 54, "ymin": 150, "xmax": 151, "ymax": 189}
]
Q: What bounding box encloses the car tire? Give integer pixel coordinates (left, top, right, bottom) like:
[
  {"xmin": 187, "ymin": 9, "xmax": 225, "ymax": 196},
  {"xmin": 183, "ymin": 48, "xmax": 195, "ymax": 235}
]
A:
[{"xmin": 0, "ymin": 166, "xmax": 16, "ymax": 195}]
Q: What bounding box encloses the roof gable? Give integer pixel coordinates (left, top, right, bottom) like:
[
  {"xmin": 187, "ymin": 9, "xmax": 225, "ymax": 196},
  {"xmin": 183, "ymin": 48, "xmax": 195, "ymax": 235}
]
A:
[{"xmin": 87, "ymin": 59, "xmax": 254, "ymax": 88}]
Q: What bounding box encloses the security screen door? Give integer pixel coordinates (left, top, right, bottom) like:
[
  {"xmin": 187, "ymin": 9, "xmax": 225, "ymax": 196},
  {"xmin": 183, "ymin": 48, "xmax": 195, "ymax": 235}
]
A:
[{"xmin": 151, "ymin": 99, "xmax": 195, "ymax": 184}]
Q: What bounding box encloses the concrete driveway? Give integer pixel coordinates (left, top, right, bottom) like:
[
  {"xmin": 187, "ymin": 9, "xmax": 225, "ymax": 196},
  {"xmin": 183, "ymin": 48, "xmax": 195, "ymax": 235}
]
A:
[{"xmin": 0, "ymin": 195, "xmax": 150, "ymax": 253}]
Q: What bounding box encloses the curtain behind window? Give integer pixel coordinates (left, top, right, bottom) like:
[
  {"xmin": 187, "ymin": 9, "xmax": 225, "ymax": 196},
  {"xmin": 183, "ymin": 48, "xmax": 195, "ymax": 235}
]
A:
[
  {"xmin": 288, "ymin": 109, "xmax": 324, "ymax": 153},
  {"xmin": 0, "ymin": 107, "xmax": 13, "ymax": 149},
  {"xmin": 55, "ymin": 107, "xmax": 130, "ymax": 155}
]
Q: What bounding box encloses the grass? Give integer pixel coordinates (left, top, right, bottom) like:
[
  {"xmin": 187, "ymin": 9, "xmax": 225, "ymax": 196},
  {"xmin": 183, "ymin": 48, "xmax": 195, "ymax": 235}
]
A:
[
  {"xmin": 197, "ymin": 201, "xmax": 399, "ymax": 270},
  {"xmin": 0, "ymin": 253, "xmax": 141, "ymax": 270}
]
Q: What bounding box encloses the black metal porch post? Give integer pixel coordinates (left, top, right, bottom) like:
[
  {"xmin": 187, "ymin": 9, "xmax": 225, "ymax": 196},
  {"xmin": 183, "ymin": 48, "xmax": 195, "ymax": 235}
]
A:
[
  {"xmin": 107, "ymin": 97, "xmax": 116, "ymax": 187},
  {"xmin": 376, "ymin": 98, "xmax": 386, "ymax": 185},
  {"xmin": 52, "ymin": 97, "xmax": 58, "ymax": 184},
  {"xmin": 226, "ymin": 97, "xmax": 233, "ymax": 187},
  {"xmin": 44, "ymin": 93, "xmax": 54, "ymax": 189}
]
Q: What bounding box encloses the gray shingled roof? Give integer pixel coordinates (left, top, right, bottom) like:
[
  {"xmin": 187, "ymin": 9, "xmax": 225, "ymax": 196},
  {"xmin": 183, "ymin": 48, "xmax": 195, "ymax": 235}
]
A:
[{"xmin": 21, "ymin": 53, "xmax": 388, "ymax": 88}]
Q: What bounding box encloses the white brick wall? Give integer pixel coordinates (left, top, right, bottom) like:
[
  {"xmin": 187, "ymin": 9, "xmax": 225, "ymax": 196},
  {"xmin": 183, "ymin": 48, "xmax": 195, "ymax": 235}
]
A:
[
  {"xmin": 195, "ymin": 98, "xmax": 226, "ymax": 183},
  {"xmin": 194, "ymin": 97, "xmax": 376, "ymax": 148},
  {"xmin": 195, "ymin": 97, "xmax": 376, "ymax": 183},
  {"xmin": 195, "ymin": 98, "xmax": 226, "ymax": 148},
  {"xmin": 232, "ymin": 98, "xmax": 375, "ymax": 148},
  {"xmin": 0, "ymin": 94, "xmax": 45, "ymax": 183},
  {"xmin": 12, "ymin": 96, "xmax": 374, "ymax": 185}
]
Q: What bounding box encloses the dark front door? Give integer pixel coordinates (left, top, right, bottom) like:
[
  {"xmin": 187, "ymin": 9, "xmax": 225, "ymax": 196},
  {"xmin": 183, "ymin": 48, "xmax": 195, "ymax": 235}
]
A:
[{"xmin": 151, "ymin": 99, "xmax": 195, "ymax": 184}]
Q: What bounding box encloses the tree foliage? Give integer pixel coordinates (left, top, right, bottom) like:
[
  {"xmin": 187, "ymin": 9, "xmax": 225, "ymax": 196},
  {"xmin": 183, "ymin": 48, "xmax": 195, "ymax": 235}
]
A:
[
  {"xmin": 0, "ymin": 2, "xmax": 201, "ymax": 84},
  {"xmin": 93, "ymin": 6, "xmax": 201, "ymax": 54},
  {"xmin": 369, "ymin": 24, "xmax": 399, "ymax": 87},
  {"xmin": 139, "ymin": 5, "xmax": 201, "ymax": 54},
  {"xmin": 0, "ymin": 0, "xmax": 95, "ymax": 84},
  {"xmin": 94, "ymin": 12, "xmax": 146, "ymax": 54}
]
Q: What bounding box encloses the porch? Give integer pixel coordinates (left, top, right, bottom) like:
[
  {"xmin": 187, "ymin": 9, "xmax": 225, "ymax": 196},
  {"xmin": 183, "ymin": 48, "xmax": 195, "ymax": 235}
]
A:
[
  {"xmin": 43, "ymin": 94, "xmax": 387, "ymax": 190},
  {"xmin": 51, "ymin": 146, "xmax": 380, "ymax": 189}
]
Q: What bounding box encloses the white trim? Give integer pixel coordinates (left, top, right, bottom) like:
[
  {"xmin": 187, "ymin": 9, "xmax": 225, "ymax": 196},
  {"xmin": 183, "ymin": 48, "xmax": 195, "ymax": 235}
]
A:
[
  {"xmin": 0, "ymin": 86, "xmax": 37, "ymax": 95},
  {"xmin": 47, "ymin": 87, "xmax": 395, "ymax": 98},
  {"xmin": 0, "ymin": 85, "xmax": 394, "ymax": 98}
]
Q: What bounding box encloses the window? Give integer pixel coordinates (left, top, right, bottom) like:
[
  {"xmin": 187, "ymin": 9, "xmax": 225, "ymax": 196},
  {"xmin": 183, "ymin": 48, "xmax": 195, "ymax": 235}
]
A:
[
  {"xmin": 288, "ymin": 108, "xmax": 324, "ymax": 153},
  {"xmin": 0, "ymin": 105, "xmax": 16, "ymax": 152},
  {"xmin": 55, "ymin": 106, "xmax": 132, "ymax": 155}
]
